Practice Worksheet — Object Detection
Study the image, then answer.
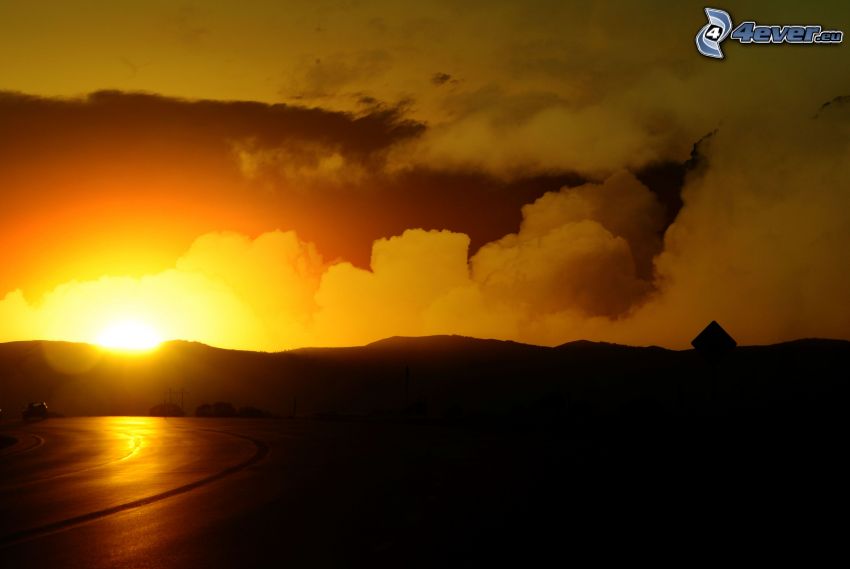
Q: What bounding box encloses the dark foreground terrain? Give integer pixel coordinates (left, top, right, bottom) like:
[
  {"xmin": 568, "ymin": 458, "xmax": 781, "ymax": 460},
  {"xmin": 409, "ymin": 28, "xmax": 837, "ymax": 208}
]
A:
[
  {"xmin": 2, "ymin": 416, "xmax": 594, "ymax": 567},
  {"xmin": 0, "ymin": 336, "xmax": 847, "ymax": 565},
  {"xmin": 0, "ymin": 409, "xmax": 846, "ymax": 567}
]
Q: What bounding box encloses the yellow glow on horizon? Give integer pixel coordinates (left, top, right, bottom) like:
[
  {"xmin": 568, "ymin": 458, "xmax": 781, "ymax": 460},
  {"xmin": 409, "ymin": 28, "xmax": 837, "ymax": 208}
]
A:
[{"xmin": 96, "ymin": 319, "xmax": 163, "ymax": 352}]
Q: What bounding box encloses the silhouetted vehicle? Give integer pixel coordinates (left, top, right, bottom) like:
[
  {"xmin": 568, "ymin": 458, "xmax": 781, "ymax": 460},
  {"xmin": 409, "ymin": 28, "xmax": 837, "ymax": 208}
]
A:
[{"xmin": 23, "ymin": 402, "xmax": 48, "ymax": 420}]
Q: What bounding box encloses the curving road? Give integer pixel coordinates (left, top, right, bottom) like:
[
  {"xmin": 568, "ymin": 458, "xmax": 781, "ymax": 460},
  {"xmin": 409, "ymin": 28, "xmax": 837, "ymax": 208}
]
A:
[
  {"xmin": 0, "ymin": 418, "xmax": 265, "ymax": 543},
  {"xmin": 0, "ymin": 416, "xmax": 562, "ymax": 568}
]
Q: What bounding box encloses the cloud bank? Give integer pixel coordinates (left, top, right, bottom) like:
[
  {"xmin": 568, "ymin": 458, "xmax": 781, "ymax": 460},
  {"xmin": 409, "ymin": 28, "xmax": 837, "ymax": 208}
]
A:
[
  {"xmin": 3, "ymin": 98, "xmax": 848, "ymax": 351},
  {"xmin": 0, "ymin": 1, "xmax": 848, "ymax": 349}
]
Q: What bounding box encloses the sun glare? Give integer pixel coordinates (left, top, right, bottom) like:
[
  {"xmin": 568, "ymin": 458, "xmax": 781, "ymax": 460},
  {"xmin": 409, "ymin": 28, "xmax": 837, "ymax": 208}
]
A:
[{"xmin": 96, "ymin": 319, "xmax": 163, "ymax": 351}]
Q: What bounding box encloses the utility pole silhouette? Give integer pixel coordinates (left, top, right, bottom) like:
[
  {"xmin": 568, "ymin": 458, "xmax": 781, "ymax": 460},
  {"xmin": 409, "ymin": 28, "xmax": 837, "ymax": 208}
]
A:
[{"xmin": 164, "ymin": 387, "xmax": 188, "ymax": 414}]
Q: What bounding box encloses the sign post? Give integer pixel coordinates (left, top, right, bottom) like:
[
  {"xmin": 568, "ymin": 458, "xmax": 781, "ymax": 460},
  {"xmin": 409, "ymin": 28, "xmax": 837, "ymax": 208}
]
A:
[{"xmin": 691, "ymin": 320, "xmax": 737, "ymax": 407}]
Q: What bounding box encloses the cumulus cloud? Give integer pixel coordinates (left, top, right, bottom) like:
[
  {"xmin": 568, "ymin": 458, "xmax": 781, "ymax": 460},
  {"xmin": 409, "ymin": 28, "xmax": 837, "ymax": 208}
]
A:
[
  {"xmin": 311, "ymin": 230, "xmax": 472, "ymax": 345},
  {"xmin": 0, "ymin": 231, "xmax": 324, "ymax": 351},
  {"xmin": 0, "ymin": 171, "xmax": 668, "ymax": 350},
  {"xmin": 0, "ymin": 270, "xmax": 265, "ymax": 350},
  {"xmin": 175, "ymin": 231, "xmax": 326, "ymax": 346},
  {"xmin": 507, "ymin": 170, "xmax": 666, "ymax": 278},
  {"xmin": 0, "ymin": 89, "xmax": 592, "ymax": 289},
  {"xmin": 613, "ymin": 103, "xmax": 850, "ymax": 347},
  {"xmin": 474, "ymin": 221, "xmax": 641, "ymax": 318},
  {"xmin": 1, "ymin": 98, "xmax": 848, "ymax": 352},
  {"xmin": 306, "ymin": 171, "xmax": 666, "ymax": 346},
  {"xmin": 1, "ymin": 0, "xmax": 848, "ymax": 354},
  {"xmin": 470, "ymin": 171, "xmax": 661, "ymax": 320}
]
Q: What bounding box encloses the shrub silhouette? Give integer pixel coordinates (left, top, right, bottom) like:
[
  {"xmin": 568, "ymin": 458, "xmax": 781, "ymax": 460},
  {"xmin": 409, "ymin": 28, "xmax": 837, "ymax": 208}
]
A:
[
  {"xmin": 238, "ymin": 405, "xmax": 273, "ymax": 418},
  {"xmin": 213, "ymin": 401, "xmax": 237, "ymax": 417},
  {"xmin": 195, "ymin": 403, "xmax": 213, "ymax": 417},
  {"xmin": 196, "ymin": 401, "xmax": 271, "ymax": 417}
]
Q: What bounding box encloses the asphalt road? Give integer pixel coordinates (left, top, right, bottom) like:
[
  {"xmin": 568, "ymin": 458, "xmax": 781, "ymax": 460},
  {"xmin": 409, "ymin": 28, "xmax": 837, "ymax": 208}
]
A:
[
  {"xmin": 0, "ymin": 414, "xmax": 842, "ymax": 566},
  {"xmin": 0, "ymin": 417, "xmax": 573, "ymax": 568}
]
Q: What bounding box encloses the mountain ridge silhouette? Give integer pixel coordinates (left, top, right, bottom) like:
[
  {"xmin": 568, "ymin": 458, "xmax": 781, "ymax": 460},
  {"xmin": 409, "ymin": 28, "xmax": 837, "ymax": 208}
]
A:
[{"xmin": 1, "ymin": 335, "xmax": 846, "ymax": 420}]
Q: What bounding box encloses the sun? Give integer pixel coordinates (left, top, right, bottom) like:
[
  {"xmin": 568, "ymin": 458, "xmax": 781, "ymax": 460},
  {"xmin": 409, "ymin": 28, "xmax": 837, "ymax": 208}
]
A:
[{"xmin": 96, "ymin": 319, "xmax": 163, "ymax": 351}]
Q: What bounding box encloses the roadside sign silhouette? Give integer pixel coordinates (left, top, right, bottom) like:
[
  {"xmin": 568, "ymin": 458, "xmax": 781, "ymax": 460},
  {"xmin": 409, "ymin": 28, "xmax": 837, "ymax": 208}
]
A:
[{"xmin": 691, "ymin": 321, "xmax": 737, "ymax": 362}]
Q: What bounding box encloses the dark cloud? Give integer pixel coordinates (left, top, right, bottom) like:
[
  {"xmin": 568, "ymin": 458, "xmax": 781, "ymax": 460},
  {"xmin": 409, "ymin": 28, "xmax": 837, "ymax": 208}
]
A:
[
  {"xmin": 633, "ymin": 131, "xmax": 716, "ymax": 235},
  {"xmin": 0, "ymin": 91, "xmax": 588, "ymax": 294},
  {"xmin": 357, "ymin": 94, "xmax": 379, "ymax": 106},
  {"xmin": 431, "ymin": 72, "xmax": 452, "ymax": 86},
  {"xmin": 816, "ymin": 95, "xmax": 850, "ymax": 117},
  {"xmin": 0, "ymin": 90, "xmax": 417, "ymax": 294},
  {"xmin": 0, "ymin": 90, "xmax": 423, "ymax": 159},
  {"xmin": 2, "ymin": 84, "xmax": 846, "ymax": 349},
  {"xmin": 0, "ymin": 90, "xmax": 696, "ymax": 293}
]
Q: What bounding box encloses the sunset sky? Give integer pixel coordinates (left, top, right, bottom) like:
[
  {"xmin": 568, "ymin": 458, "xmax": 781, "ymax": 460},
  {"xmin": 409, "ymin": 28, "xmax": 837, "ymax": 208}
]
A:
[{"xmin": 0, "ymin": 1, "xmax": 848, "ymax": 351}]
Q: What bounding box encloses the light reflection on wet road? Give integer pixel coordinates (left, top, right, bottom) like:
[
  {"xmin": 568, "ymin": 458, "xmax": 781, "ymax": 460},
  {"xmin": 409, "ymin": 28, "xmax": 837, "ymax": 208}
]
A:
[
  {"xmin": 1, "ymin": 416, "xmax": 546, "ymax": 568},
  {"xmin": 0, "ymin": 418, "xmax": 258, "ymax": 542}
]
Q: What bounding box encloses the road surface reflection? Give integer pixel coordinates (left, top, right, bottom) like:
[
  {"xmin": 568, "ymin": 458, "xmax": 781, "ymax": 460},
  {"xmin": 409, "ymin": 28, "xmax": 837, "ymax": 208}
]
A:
[{"xmin": 0, "ymin": 418, "xmax": 257, "ymax": 542}]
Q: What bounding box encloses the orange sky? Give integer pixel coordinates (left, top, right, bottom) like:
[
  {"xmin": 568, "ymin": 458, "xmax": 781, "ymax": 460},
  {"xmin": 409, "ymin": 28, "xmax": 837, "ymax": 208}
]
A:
[{"xmin": 1, "ymin": 1, "xmax": 848, "ymax": 350}]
